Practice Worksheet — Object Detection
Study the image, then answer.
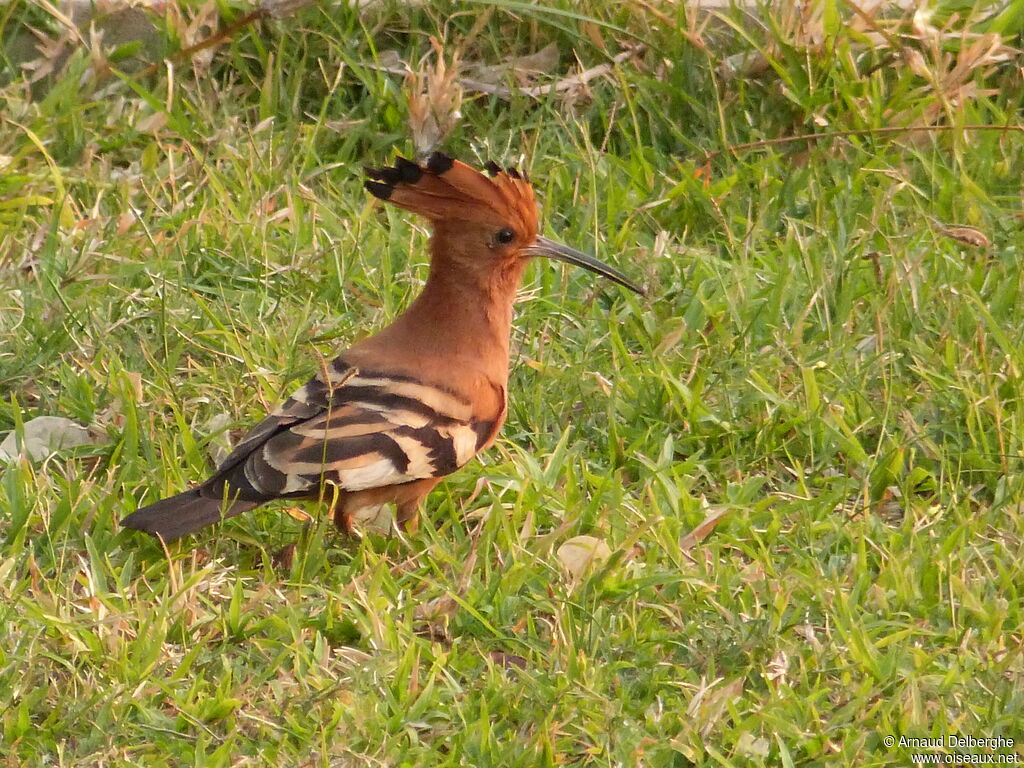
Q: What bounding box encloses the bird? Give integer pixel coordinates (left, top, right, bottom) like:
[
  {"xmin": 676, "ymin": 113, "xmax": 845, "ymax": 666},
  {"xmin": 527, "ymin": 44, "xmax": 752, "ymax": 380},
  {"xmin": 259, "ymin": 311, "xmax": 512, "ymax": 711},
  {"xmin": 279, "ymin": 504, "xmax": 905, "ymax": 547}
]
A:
[{"xmin": 121, "ymin": 152, "xmax": 643, "ymax": 542}]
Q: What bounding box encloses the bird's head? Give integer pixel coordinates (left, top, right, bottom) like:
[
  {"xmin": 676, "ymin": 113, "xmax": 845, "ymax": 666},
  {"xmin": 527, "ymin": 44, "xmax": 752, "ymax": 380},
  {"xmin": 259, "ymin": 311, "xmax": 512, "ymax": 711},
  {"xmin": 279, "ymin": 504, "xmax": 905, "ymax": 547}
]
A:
[{"xmin": 364, "ymin": 153, "xmax": 643, "ymax": 295}]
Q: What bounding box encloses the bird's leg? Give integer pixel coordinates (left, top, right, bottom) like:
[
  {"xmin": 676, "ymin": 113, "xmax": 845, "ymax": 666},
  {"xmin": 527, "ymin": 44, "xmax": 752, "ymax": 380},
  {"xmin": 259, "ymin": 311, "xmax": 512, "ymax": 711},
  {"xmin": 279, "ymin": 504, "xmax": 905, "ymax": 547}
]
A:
[
  {"xmin": 329, "ymin": 492, "xmax": 357, "ymax": 535},
  {"xmin": 394, "ymin": 478, "xmax": 442, "ymax": 533},
  {"xmin": 395, "ymin": 498, "xmax": 421, "ymax": 533},
  {"xmin": 330, "ymin": 478, "xmax": 440, "ymax": 536},
  {"xmin": 333, "ymin": 506, "xmax": 356, "ymax": 534}
]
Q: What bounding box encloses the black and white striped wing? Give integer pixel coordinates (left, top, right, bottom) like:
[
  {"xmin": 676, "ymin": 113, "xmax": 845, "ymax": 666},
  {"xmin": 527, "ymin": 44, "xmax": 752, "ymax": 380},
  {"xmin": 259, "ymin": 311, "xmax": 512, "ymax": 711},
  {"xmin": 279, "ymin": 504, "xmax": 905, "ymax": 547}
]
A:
[{"xmin": 211, "ymin": 360, "xmax": 494, "ymax": 501}]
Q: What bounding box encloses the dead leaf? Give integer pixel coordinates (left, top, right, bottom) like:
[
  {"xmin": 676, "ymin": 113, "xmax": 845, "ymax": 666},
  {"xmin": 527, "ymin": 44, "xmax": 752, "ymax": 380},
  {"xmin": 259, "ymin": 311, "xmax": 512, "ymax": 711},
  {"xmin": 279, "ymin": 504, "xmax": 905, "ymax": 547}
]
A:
[
  {"xmin": 557, "ymin": 535, "xmax": 612, "ymax": 579},
  {"xmin": 368, "ymin": 44, "xmax": 641, "ymax": 105},
  {"xmin": 135, "ymin": 110, "xmax": 168, "ymax": 134},
  {"xmin": 738, "ymin": 559, "xmax": 766, "ymax": 584},
  {"xmin": 373, "ymin": 49, "xmax": 407, "ymax": 74},
  {"xmin": 736, "ymin": 732, "xmax": 771, "ymax": 758},
  {"xmin": 0, "ymin": 416, "xmax": 100, "ymax": 462},
  {"xmin": 487, "ymin": 650, "xmax": 528, "ymax": 671},
  {"xmin": 160, "ymin": 0, "xmax": 220, "ymax": 75},
  {"xmin": 654, "ymin": 320, "xmax": 686, "ymax": 356},
  {"xmin": 202, "ymin": 411, "xmax": 234, "ymax": 466},
  {"xmin": 466, "ymin": 43, "xmax": 560, "ymax": 86},
  {"xmin": 520, "ymin": 357, "xmax": 548, "ymax": 373},
  {"xmin": 406, "ymin": 38, "xmax": 462, "ymax": 157},
  {"xmin": 686, "ymin": 677, "xmax": 743, "ymax": 737},
  {"xmin": 904, "ymin": 49, "xmax": 932, "ymax": 80},
  {"xmin": 20, "ymin": 26, "xmax": 76, "ymax": 85},
  {"xmin": 272, "ymin": 542, "xmax": 296, "ymax": 570},
  {"xmin": 350, "ymin": 503, "xmax": 393, "ymax": 534},
  {"xmin": 582, "ymin": 21, "xmax": 606, "ymax": 51},
  {"xmin": 939, "ymin": 225, "xmax": 991, "ymax": 248},
  {"xmin": 591, "ymin": 371, "xmax": 612, "ymax": 397},
  {"xmin": 416, "ymin": 594, "xmax": 458, "ymax": 624},
  {"xmin": 765, "ymin": 649, "xmax": 789, "ymax": 684},
  {"xmin": 717, "ymin": 50, "xmax": 772, "ymax": 81},
  {"xmin": 282, "ymin": 506, "xmax": 312, "ymax": 523},
  {"xmin": 115, "ymin": 210, "xmax": 136, "ymax": 234},
  {"xmin": 794, "ymin": 621, "xmax": 822, "ymax": 652},
  {"xmin": 96, "ymin": 371, "xmax": 144, "ymax": 429},
  {"xmin": 184, "ymin": 1, "xmax": 221, "ymax": 74},
  {"xmin": 911, "ymin": 4, "xmax": 939, "ymax": 41},
  {"xmin": 259, "ymin": 0, "xmax": 318, "ymax": 19},
  {"xmin": 324, "ymin": 118, "xmax": 365, "ymax": 133},
  {"xmin": 679, "ymin": 506, "xmax": 730, "ymax": 551},
  {"xmin": 461, "ymin": 476, "xmax": 490, "ymax": 510},
  {"xmin": 333, "ymin": 646, "xmax": 373, "ymax": 666}
]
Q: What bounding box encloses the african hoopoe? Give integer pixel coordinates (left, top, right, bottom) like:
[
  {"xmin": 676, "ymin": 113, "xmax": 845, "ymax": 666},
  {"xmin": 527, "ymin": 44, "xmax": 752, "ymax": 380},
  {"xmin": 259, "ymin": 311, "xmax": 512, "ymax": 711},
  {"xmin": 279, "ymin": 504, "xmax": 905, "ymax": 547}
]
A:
[{"xmin": 121, "ymin": 153, "xmax": 642, "ymax": 541}]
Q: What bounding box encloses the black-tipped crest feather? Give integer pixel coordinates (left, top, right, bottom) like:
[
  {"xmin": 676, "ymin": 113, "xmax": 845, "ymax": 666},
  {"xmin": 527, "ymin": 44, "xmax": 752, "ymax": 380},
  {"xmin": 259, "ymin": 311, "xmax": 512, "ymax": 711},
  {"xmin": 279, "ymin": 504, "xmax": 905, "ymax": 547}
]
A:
[
  {"xmin": 365, "ymin": 165, "xmax": 403, "ymax": 184},
  {"xmin": 425, "ymin": 152, "xmax": 454, "ymax": 173},
  {"xmin": 364, "ymin": 180, "xmax": 393, "ymax": 200},
  {"xmin": 361, "ymin": 154, "xmax": 537, "ymax": 233},
  {"xmin": 394, "ymin": 156, "xmax": 423, "ymax": 183}
]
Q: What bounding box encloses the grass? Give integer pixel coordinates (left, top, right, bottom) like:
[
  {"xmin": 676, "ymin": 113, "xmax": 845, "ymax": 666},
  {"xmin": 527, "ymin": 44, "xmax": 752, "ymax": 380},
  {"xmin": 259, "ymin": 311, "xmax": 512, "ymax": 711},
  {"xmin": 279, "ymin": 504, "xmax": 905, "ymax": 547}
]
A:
[{"xmin": 2, "ymin": 0, "xmax": 1024, "ymax": 764}]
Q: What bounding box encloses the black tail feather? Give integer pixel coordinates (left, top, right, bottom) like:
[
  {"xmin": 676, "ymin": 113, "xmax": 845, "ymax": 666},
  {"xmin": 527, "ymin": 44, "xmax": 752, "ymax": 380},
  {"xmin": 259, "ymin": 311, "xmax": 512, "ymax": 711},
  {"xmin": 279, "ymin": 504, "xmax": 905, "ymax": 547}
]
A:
[{"xmin": 121, "ymin": 489, "xmax": 258, "ymax": 541}]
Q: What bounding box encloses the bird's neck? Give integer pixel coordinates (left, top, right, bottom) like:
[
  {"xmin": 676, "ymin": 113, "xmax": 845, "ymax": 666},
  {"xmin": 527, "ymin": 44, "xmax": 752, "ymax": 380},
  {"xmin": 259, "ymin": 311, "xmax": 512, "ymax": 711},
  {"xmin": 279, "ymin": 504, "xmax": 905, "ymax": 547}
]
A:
[{"xmin": 361, "ymin": 256, "xmax": 526, "ymax": 387}]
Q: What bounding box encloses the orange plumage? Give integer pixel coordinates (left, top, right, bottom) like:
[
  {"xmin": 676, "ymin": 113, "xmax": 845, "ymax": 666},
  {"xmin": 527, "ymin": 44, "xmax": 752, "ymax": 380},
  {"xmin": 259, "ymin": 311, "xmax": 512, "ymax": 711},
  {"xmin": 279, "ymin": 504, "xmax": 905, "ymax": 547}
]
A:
[{"xmin": 121, "ymin": 153, "xmax": 642, "ymax": 542}]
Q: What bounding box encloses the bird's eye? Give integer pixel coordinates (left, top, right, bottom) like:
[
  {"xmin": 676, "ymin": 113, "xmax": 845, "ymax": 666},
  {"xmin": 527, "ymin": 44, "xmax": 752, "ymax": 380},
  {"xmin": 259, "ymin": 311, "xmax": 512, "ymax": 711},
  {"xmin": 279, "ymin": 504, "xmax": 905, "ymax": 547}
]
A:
[{"xmin": 494, "ymin": 228, "xmax": 515, "ymax": 245}]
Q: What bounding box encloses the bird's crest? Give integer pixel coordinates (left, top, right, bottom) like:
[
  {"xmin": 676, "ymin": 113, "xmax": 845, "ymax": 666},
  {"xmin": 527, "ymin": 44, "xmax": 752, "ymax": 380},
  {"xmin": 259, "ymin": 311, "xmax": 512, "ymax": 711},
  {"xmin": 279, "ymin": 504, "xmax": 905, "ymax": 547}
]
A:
[{"xmin": 364, "ymin": 153, "xmax": 537, "ymax": 238}]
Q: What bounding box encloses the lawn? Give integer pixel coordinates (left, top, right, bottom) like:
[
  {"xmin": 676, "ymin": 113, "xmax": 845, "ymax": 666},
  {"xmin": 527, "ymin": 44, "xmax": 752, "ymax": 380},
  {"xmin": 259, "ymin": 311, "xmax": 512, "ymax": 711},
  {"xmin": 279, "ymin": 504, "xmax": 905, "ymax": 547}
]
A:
[{"xmin": 2, "ymin": 1, "xmax": 1023, "ymax": 765}]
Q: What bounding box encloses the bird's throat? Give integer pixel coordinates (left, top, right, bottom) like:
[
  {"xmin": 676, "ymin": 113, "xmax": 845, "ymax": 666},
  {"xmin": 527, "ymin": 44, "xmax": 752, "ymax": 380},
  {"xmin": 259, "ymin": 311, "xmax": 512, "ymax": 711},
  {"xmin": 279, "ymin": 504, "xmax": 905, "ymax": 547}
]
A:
[
  {"xmin": 364, "ymin": 256, "xmax": 526, "ymax": 385},
  {"xmin": 419, "ymin": 260, "xmax": 522, "ymax": 354}
]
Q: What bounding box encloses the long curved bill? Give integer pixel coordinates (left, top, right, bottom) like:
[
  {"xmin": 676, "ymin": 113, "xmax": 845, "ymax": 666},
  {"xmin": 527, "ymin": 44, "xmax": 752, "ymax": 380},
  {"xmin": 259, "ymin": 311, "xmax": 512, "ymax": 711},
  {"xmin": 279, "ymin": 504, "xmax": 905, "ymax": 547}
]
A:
[{"xmin": 526, "ymin": 236, "xmax": 645, "ymax": 295}]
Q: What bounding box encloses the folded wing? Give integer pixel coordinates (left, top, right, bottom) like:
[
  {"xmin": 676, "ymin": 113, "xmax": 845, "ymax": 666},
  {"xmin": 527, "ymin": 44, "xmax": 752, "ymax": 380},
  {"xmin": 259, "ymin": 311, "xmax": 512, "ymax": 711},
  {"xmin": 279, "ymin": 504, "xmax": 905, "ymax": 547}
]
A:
[{"xmin": 206, "ymin": 358, "xmax": 497, "ymax": 503}]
